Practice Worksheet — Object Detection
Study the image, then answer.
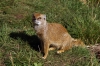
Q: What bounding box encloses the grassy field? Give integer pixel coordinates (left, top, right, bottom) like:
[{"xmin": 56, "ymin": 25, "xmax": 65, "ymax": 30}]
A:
[{"xmin": 0, "ymin": 0, "xmax": 100, "ymax": 66}]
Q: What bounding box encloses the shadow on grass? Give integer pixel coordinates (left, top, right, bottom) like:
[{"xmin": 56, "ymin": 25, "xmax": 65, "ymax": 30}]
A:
[{"xmin": 9, "ymin": 31, "xmax": 41, "ymax": 52}]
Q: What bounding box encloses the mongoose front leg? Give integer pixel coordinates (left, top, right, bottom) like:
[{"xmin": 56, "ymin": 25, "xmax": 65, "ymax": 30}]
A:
[{"xmin": 42, "ymin": 42, "xmax": 49, "ymax": 59}]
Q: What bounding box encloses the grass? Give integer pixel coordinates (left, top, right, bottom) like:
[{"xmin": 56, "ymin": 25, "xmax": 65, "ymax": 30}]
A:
[{"xmin": 0, "ymin": 0, "xmax": 100, "ymax": 66}]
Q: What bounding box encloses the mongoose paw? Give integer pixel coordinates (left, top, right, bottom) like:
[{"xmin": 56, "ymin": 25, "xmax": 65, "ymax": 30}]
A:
[
  {"xmin": 57, "ymin": 50, "xmax": 64, "ymax": 54},
  {"xmin": 49, "ymin": 47, "xmax": 55, "ymax": 51},
  {"xmin": 42, "ymin": 56, "xmax": 46, "ymax": 59}
]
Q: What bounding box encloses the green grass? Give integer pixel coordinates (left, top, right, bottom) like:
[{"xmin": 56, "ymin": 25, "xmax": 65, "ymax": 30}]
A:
[{"xmin": 0, "ymin": 0, "xmax": 100, "ymax": 66}]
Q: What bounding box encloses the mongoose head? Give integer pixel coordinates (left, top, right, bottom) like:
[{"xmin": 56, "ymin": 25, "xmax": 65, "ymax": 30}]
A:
[{"xmin": 32, "ymin": 13, "xmax": 46, "ymax": 26}]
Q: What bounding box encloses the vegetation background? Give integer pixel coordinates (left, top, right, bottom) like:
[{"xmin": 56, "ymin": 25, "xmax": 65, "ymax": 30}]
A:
[{"xmin": 0, "ymin": 0, "xmax": 100, "ymax": 66}]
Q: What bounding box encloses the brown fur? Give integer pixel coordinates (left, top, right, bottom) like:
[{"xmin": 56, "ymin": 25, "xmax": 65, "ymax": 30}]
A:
[
  {"xmin": 32, "ymin": 13, "xmax": 85, "ymax": 59},
  {"xmin": 80, "ymin": 0, "xmax": 87, "ymax": 4},
  {"xmin": 80, "ymin": 0, "xmax": 100, "ymax": 6},
  {"xmin": 71, "ymin": 39, "xmax": 85, "ymax": 47}
]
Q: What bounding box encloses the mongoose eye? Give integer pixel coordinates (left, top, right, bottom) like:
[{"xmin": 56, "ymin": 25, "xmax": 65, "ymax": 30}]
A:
[
  {"xmin": 44, "ymin": 18, "xmax": 46, "ymax": 20},
  {"xmin": 37, "ymin": 17, "xmax": 41, "ymax": 20}
]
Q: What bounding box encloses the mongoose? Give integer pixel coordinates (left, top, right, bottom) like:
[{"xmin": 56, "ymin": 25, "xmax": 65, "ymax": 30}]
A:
[{"xmin": 32, "ymin": 13, "xmax": 85, "ymax": 59}]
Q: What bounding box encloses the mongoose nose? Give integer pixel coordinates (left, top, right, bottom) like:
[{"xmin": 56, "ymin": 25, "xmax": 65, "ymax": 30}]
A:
[{"xmin": 35, "ymin": 20, "xmax": 41, "ymax": 25}]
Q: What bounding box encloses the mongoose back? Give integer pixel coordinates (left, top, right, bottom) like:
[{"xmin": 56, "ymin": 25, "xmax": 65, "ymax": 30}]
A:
[{"xmin": 32, "ymin": 13, "xmax": 85, "ymax": 59}]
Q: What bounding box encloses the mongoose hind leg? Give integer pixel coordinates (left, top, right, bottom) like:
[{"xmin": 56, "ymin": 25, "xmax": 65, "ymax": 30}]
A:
[{"xmin": 57, "ymin": 44, "xmax": 72, "ymax": 54}]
